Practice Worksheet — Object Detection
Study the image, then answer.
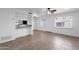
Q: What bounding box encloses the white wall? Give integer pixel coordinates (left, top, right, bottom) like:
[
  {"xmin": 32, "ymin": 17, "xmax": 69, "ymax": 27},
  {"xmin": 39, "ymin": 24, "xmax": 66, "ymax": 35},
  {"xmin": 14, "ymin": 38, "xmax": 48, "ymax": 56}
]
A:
[
  {"xmin": 33, "ymin": 19, "xmax": 37, "ymax": 30},
  {"xmin": 33, "ymin": 17, "xmax": 40, "ymax": 30},
  {"xmin": 0, "ymin": 8, "xmax": 32, "ymax": 43},
  {"xmin": 0, "ymin": 8, "xmax": 15, "ymax": 43},
  {"xmin": 33, "ymin": 10, "xmax": 79, "ymax": 37},
  {"xmin": 14, "ymin": 9, "xmax": 32, "ymax": 38}
]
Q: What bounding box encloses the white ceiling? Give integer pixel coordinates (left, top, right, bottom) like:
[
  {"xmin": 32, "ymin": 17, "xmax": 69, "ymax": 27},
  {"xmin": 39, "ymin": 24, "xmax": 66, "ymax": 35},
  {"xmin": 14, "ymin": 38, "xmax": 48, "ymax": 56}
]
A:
[
  {"xmin": 53, "ymin": 8, "xmax": 79, "ymax": 14},
  {"xmin": 16, "ymin": 8, "xmax": 79, "ymax": 16},
  {"xmin": 31, "ymin": 8, "xmax": 79, "ymax": 16}
]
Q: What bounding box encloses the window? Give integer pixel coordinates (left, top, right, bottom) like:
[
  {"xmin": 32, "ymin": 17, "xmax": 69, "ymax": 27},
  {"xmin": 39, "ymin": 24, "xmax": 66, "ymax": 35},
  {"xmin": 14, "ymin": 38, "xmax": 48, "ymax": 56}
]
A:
[
  {"xmin": 55, "ymin": 16, "xmax": 72, "ymax": 28},
  {"xmin": 56, "ymin": 22, "xmax": 64, "ymax": 27}
]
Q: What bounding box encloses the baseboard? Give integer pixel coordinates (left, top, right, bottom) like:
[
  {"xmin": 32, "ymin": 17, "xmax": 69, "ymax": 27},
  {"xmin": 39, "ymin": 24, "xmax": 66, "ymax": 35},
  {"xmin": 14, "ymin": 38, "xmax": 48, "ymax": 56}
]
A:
[
  {"xmin": 16, "ymin": 35, "xmax": 32, "ymax": 39},
  {"xmin": 52, "ymin": 32, "xmax": 79, "ymax": 38},
  {"xmin": 33, "ymin": 30, "xmax": 79, "ymax": 38},
  {"xmin": 0, "ymin": 38, "xmax": 15, "ymax": 44},
  {"xmin": 0, "ymin": 34, "xmax": 32, "ymax": 44}
]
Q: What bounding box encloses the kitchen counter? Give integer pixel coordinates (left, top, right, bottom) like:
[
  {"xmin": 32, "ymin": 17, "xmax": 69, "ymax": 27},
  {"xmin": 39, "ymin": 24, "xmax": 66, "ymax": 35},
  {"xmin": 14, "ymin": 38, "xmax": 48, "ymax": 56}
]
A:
[{"xmin": 16, "ymin": 24, "xmax": 32, "ymax": 29}]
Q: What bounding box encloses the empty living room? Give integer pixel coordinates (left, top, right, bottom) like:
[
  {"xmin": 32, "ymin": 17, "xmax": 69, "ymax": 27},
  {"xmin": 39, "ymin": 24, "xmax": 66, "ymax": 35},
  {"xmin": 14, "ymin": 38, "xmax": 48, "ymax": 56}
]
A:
[{"xmin": 0, "ymin": 8, "xmax": 79, "ymax": 50}]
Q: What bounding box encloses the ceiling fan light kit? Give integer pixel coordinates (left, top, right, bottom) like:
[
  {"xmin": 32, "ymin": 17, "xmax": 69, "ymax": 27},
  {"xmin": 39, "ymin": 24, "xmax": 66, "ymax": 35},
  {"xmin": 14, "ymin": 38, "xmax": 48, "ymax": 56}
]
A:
[
  {"xmin": 48, "ymin": 11, "xmax": 52, "ymax": 15},
  {"xmin": 48, "ymin": 8, "xmax": 56, "ymax": 15}
]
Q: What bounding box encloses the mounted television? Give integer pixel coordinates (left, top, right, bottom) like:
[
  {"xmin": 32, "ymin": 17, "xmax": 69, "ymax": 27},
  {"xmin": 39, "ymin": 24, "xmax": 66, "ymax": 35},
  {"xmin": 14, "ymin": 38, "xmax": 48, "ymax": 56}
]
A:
[{"xmin": 23, "ymin": 20, "xmax": 27, "ymax": 25}]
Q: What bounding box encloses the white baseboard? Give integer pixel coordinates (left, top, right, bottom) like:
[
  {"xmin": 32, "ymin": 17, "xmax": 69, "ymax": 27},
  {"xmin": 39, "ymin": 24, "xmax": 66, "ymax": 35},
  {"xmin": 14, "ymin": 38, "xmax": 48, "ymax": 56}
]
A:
[{"xmin": 0, "ymin": 38, "xmax": 15, "ymax": 44}]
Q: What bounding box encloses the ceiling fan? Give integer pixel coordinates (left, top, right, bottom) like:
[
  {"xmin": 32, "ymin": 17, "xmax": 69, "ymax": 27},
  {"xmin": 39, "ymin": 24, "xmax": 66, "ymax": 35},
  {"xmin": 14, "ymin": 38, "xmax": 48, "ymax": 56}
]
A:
[
  {"xmin": 48, "ymin": 8, "xmax": 56, "ymax": 15},
  {"xmin": 28, "ymin": 12, "xmax": 32, "ymax": 14}
]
